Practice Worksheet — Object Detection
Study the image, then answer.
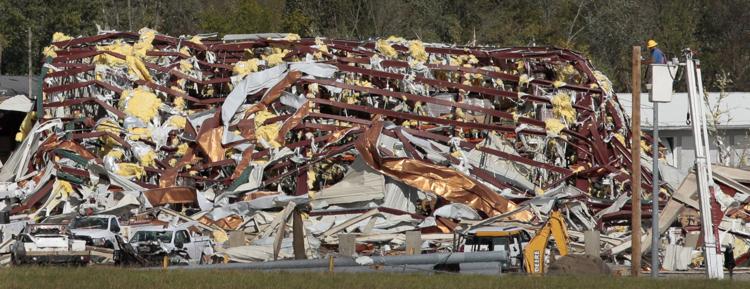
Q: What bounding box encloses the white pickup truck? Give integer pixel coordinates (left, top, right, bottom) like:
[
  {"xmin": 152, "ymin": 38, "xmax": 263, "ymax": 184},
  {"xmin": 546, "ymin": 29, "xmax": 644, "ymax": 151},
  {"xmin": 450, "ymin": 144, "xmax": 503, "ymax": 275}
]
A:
[
  {"xmin": 69, "ymin": 214, "xmax": 122, "ymax": 250},
  {"xmin": 10, "ymin": 224, "xmax": 90, "ymax": 265},
  {"xmin": 129, "ymin": 227, "xmax": 211, "ymax": 265}
]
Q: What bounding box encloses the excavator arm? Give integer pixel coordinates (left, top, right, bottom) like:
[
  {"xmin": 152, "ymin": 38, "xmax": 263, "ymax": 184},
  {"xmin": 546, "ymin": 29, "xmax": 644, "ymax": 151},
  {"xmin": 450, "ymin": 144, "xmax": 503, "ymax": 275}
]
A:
[{"xmin": 523, "ymin": 210, "xmax": 569, "ymax": 274}]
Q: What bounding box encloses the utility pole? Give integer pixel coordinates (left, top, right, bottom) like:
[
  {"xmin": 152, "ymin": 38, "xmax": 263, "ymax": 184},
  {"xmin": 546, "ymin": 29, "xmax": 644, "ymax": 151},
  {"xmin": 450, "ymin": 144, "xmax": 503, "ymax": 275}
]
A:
[
  {"xmin": 630, "ymin": 46, "xmax": 642, "ymax": 277},
  {"xmin": 649, "ymin": 58, "xmax": 680, "ymax": 277},
  {"xmin": 27, "ymin": 27, "xmax": 32, "ymax": 100}
]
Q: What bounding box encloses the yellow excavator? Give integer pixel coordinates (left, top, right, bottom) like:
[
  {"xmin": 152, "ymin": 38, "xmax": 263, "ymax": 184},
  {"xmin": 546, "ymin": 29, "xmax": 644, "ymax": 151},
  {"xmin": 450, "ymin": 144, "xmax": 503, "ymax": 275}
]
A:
[
  {"xmin": 457, "ymin": 209, "xmax": 569, "ymax": 275},
  {"xmin": 522, "ymin": 210, "xmax": 569, "ymax": 274}
]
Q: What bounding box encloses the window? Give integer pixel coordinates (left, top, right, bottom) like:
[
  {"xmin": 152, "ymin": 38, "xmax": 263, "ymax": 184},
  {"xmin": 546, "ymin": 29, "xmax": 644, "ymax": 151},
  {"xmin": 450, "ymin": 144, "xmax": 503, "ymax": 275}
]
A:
[
  {"xmin": 130, "ymin": 231, "xmax": 172, "ymax": 243},
  {"xmin": 71, "ymin": 217, "xmax": 108, "ymax": 230},
  {"xmin": 174, "ymin": 230, "xmax": 190, "ymax": 244},
  {"xmin": 109, "ymin": 218, "xmax": 120, "ymax": 233},
  {"xmin": 665, "ymin": 136, "xmax": 677, "ymax": 166}
]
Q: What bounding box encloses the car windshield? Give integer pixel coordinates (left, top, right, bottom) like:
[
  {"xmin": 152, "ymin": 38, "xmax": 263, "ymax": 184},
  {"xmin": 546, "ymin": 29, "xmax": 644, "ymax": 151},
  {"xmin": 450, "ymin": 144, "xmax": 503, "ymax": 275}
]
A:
[
  {"xmin": 130, "ymin": 231, "xmax": 173, "ymax": 243},
  {"xmin": 70, "ymin": 217, "xmax": 108, "ymax": 230},
  {"xmin": 29, "ymin": 227, "xmax": 65, "ymax": 235}
]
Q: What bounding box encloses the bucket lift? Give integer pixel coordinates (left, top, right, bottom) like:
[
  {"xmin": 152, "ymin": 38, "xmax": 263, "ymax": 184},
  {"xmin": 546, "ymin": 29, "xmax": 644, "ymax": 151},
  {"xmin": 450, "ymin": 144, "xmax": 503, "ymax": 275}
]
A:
[
  {"xmin": 681, "ymin": 49, "xmax": 723, "ymax": 279},
  {"xmin": 650, "ymin": 48, "xmax": 723, "ymax": 279}
]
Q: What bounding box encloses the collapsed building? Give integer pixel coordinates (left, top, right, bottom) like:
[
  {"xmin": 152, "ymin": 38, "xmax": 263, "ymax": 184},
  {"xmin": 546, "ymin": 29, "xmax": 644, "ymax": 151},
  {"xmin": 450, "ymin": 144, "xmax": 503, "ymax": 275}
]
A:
[{"xmin": 0, "ymin": 29, "xmax": 748, "ymax": 271}]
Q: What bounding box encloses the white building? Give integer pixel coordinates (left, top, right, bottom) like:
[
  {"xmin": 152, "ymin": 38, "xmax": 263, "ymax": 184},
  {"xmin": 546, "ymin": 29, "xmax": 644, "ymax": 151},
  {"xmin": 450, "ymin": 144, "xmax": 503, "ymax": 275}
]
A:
[{"xmin": 618, "ymin": 92, "xmax": 750, "ymax": 173}]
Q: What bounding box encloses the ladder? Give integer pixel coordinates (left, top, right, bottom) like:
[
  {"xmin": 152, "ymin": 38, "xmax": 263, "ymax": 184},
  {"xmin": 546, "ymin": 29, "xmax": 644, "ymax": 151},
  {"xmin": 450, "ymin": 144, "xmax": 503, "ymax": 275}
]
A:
[{"xmin": 683, "ymin": 49, "xmax": 723, "ymax": 279}]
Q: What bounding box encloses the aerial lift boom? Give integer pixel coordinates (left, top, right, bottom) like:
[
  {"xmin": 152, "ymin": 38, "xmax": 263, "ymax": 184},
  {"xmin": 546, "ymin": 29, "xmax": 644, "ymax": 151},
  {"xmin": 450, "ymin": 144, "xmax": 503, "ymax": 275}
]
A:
[{"xmin": 683, "ymin": 49, "xmax": 723, "ymax": 279}]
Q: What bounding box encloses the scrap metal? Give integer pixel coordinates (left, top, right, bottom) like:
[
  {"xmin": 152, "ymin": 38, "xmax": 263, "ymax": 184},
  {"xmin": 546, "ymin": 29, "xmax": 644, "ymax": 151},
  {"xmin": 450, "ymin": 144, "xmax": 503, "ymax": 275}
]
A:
[{"xmin": 0, "ymin": 29, "xmax": 747, "ymax": 272}]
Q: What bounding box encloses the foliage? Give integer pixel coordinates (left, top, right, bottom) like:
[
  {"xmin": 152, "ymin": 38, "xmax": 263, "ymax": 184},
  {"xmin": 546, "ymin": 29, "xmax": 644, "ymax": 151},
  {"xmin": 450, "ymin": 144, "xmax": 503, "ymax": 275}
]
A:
[{"xmin": 0, "ymin": 0, "xmax": 748, "ymax": 92}]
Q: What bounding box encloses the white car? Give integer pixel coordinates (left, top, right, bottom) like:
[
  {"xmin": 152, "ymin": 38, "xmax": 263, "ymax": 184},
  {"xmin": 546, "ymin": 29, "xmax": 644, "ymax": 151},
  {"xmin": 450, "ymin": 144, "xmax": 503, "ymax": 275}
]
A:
[
  {"xmin": 129, "ymin": 228, "xmax": 211, "ymax": 265},
  {"xmin": 70, "ymin": 215, "xmax": 122, "ymax": 250},
  {"xmin": 11, "ymin": 224, "xmax": 90, "ymax": 265}
]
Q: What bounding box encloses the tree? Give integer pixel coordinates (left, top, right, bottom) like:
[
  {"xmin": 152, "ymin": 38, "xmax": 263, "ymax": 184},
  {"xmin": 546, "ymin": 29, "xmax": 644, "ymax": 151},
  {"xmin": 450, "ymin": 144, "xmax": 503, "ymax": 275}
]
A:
[
  {"xmin": 0, "ymin": 0, "xmax": 747, "ymax": 95},
  {"xmin": 200, "ymin": 0, "xmax": 284, "ymax": 34}
]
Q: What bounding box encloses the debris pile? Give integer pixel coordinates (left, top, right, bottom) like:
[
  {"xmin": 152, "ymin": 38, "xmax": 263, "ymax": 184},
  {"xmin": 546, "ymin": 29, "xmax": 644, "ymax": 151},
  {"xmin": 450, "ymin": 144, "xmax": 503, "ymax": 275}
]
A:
[{"xmin": 0, "ymin": 29, "xmax": 747, "ymax": 271}]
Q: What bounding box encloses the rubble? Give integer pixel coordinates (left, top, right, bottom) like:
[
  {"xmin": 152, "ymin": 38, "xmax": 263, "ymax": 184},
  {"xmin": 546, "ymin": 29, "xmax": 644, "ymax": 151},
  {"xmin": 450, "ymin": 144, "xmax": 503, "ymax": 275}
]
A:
[{"xmin": 0, "ymin": 28, "xmax": 747, "ymax": 272}]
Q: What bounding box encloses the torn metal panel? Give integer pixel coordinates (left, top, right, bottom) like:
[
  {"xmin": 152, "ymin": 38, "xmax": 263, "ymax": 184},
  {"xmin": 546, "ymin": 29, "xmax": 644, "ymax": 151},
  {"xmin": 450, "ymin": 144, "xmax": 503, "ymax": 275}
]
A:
[
  {"xmin": 143, "ymin": 187, "xmax": 198, "ymax": 206},
  {"xmin": 311, "ymin": 157, "xmax": 384, "ymax": 207},
  {"xmin": 0, "ymin": 95, "xmax": 33, "ymax": 112}
]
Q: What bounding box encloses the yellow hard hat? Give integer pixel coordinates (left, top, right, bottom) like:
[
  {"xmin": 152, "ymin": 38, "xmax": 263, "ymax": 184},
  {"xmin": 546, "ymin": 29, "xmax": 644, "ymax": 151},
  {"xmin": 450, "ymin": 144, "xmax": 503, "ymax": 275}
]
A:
[{"xmin": 647, "ymin": 40, "xmax": 658, "ymax": 48}]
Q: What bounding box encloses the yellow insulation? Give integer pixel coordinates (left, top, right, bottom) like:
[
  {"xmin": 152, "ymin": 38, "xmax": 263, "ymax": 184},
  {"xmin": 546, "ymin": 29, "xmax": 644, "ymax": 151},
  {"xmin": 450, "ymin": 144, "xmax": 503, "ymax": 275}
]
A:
[
  {"xmin": 284, "ymin": 34, "xmax": 301, "ymax": 41},
  {"xmin": 306, "ymin": 168, "xmax": 317, "ymax": 190},
  {"xmin": 52, "ymin": 32, "xmax": 73, "ymax": 42},
  {"xmin": 408, "ymin": 40, "xmax": 428, "ymax": 62},
  {"xmin": 545, "ymin": 118, "xmax": 565, "ymax": 136},
  {"xmin": 593, "ymin": 70, "xmax": 613, "ymax": 94},
  {"xmin": 189, "ymin": 36, "xmax": 203, "ymax": 45},
  {"xmin": 551, "ymin": 92, "xmax": 576, "ymax": 123},
  {"xmin": 614, "ymin": 133, "xmax": 626, "ymax": 145},
  {"xmin": 139, "ymin": 150, "xmax": 157, "ymax": 167},
  {"xmin": 174, "ymin": 96, "xmax": 186, "ymax": 111},
  {"xmin": 55, "ymin": 179, "xmax": 74, "ymax": 196},
  {"xmin": 106, "ymin": 149, "xmax": 124, "ymax": 160},
  {"xmin": 120, "ymin": 87, "xmax": 162, "ymax": 123},
  {"xmin": 15, "ymin": 112, "xmax": 35, "ymax": 142},
  {"xmin": 95, "ymin": 119, "xmax": 122, "ymax": 152},
  {"xmin": 375, "ymin": 39, "xmax": 397, "ymax": 58},
  {"xmin": 94, "ymin": 40, "xmax": 131, "ymax": 66},
  {"xmin": 128, "ymin": 127, "xmax": 152, "ymax": 141},
  {"xmin": 313, "ymin": 37, "xmax": 328, "ymax": 59},
  {"xmin": 212, "ymin": 230, "xmax": 228, "ymax": 244},
  {"xmin": 176, "ymin": 143, "xmax": 189, "ymax": 156},
  {"xmin": 93, "ymin": 28, "xmax": 156, "ymax": 81},
  {"xmin": 518, "ymin": 74, "xmax": 530, "ymax": 88},
  {"xmin": 253, "ymin": 110, "xmax": 282, "ymax": 148},
  {"xmin": 116, "ymin": 163, "xmax": 146, "ymax": 179},
  {"xmin": 385, "ymin": 36, "xmax": 406, "ymax": 43},
  {"xmin": 126, "ymin": 55, "xmax": 153, "ymax": 82},
  {"xmin": 43, "ymin": 45, "xmax": 58, "ymax": 58},
  {"xmin": 167, "ymin": 115, "xmax": 187, "ymax": 129},
  {"xmin": 179, "ymin": 59, "xmax": 192, "ymax": 72},
  {"xmin": 232, "ymin": 58, "xmax": 260, "ymax": 76},
  {"xmin": 261, "ymin": 48, "xmax": 289, "ymax": 67},
  {"xmin": 255, "ymin": 124, "xmax": 282, "ymax": 148},
  {"xmin": 133, "ymin": 27, "xmax": 156, "ymax": 58},
  {"xmin": 558, "ymin": 63, "xmax": 577, "ymax": 82}
]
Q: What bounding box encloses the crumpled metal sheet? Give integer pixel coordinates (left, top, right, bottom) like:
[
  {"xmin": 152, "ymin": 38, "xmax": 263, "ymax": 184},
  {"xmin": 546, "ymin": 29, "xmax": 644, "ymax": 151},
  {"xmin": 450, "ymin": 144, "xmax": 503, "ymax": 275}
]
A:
[{"xmin": 143, "ymin": 187, "xmax": 198, "ymax": 206}]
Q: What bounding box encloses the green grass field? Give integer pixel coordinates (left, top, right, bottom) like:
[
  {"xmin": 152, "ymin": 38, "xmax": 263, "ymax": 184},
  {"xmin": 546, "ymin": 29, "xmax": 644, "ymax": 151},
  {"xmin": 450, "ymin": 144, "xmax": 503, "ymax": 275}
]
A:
[{"xmin": 1, "ymin": 267, "xmax": 747, "ymax": 289}]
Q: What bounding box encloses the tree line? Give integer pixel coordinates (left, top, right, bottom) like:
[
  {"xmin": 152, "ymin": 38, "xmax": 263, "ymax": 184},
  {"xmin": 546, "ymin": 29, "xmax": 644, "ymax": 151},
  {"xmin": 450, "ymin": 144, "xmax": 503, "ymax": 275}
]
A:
[{"xmin": 0, "ymin": 0, "xmax": 747, "ymax": 92}]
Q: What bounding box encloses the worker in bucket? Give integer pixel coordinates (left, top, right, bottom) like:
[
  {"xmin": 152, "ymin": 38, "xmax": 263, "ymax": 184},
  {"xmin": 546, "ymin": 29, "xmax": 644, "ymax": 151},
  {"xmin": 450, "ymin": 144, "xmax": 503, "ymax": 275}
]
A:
[{"xmin": 647, "ymin": 39, "xmax": 667, "ymax": 64}]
